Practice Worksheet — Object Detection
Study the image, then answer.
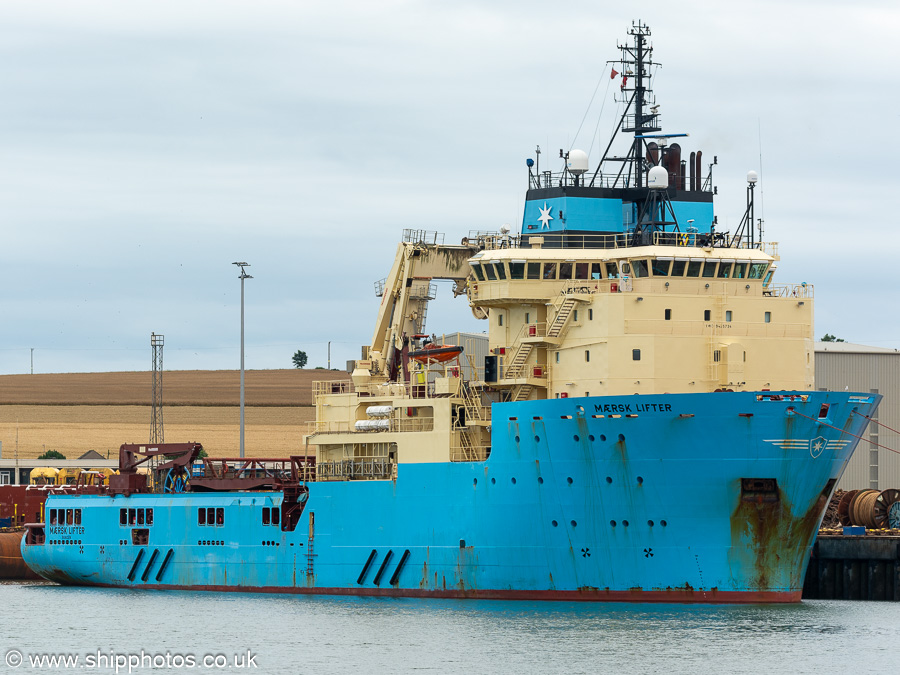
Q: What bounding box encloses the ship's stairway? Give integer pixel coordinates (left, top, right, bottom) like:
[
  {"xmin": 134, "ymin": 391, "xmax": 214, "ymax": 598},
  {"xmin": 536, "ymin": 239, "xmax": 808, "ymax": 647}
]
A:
[{"xmin": 461, "ymin": 381, "xmax": 491, "ymax": 427}]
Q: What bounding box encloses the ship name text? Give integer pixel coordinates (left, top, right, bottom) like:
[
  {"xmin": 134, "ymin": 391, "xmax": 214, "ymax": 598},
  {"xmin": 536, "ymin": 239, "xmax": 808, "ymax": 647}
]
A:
[{"xmin": 593, "ymin": 403, "xmax": 673, "ymax": 413}]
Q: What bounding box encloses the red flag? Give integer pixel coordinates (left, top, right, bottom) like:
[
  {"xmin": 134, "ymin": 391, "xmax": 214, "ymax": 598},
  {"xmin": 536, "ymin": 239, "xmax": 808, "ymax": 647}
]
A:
[
  {"xmin": 610, "ymin": 67, "xmax": 618, "ymax": 79},
  {"xmin": 620, "ymin": 75, "xmax": 628, "ymax": 91}
]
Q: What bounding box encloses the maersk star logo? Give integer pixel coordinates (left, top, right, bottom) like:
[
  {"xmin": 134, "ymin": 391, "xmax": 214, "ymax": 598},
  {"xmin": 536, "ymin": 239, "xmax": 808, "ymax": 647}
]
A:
[
  {"xmin": 810, "ymin": 436, "xmax": 827, "ymax": 458},
  {"xmin": 538, "ymin": 202, "xmax": 554, "ymax": 229}
]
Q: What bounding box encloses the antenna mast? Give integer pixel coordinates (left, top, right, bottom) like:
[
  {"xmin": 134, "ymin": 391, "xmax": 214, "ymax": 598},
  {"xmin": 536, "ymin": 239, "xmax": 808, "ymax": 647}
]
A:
[{"xmin": 150, "ymin": 333, "xmax": 164, "ymax": 444}]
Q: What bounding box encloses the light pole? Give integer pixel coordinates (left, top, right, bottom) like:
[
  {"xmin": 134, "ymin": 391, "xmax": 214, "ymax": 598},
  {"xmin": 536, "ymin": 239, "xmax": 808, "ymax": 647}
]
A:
[{"xmin": 233, "ymin": 262, "xmax": 252, "ymax": 458}]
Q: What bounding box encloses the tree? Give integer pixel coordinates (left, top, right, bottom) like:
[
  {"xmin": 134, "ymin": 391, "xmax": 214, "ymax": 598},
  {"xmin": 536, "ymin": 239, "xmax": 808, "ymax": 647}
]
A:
[
  {"xmin": 38, "ymin": 449, "xmax": 66, "ymax": 460},
  {"xmin": 292, "ymin": 350, "xmax": 308, "ymax": 368},
  {"xmin": 821, "ymin": 334, "xmax": 845, "ymax": 343}
]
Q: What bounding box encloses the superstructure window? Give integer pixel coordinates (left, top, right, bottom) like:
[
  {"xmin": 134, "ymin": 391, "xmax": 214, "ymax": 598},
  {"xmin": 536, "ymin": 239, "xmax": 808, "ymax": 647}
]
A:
[
  {"xmin": 605, "ymin": 263, "xmax": 619, "ymax": 279},
  {"xmin": 765, "ymin": 311, "xmax": 771, "ymax": 323},
  {"xmin": 633, "ymin": 349, "xmax": 641, "ymax": 361},
  {"xmin": 559, "ymin": 262, "xmax": 573, "ymax": 280},
  {"xmin": 585, "ymin": 350, "xmax": 590, "ymax": 362},
  {"xmin": 74, "ymin": 509, "xmax": 81, "ymax": 525},
  {"xmin": 498, "ymin": 314, "xmax": 503, "ymax": 326},
  {"xmin": 542, "ymin": 263, "xmax": 557, "ymax": 279},
  {"xmin": 527, "ymin": 262, "xmax": 541, "ymax": 279},
  {"xmin": 588, "ymin": 309, "xmax": 593, "ymax": 320},
  {"xmin": 702, "ymin": 262, "xmax": 717, "ymax": 278},
  {"xmin": 471, "ymin": 264, "xmax": 485, "ymax": 281},
  {"xmin": 726, "ymin": 310, "xmax": 733, "ymax": 321},
  {"xmin": 575, "ymin": 262, "xmax": 589, "ymax": 279},
  {"xmin": 717, "ymin": 262, "xmax": 732, "ymax": 278},
  {"xmin": 631, "ymin": 260, "xmax": 649, "ymax": 278},
  {"xmin": 732, "ymin": 263, "xmax": 747, "ymax": 278},
  {"xmin": 573, "ymin": 310, "xmax": 578, "ymax": 322},
  {"xmin": 493, "ymin": 262, "xmax": 507, "ymax": 280},
  {"xmin": 591, "ymin": 263, "xmax": 603, "ymax": 279},
  {"xmin": 198, "ymin": 509, "xmax": 206, "ymax": 526},
  {"xmin": 749, "ymin": 263, "xmax": 768, "ymax": 279},
  {"xmin": 665, "ymin": 309, "xmax": 672, "ymax": 320},
  {"xmin": 509, "ymin": 262, "xmax": 525, "ymax": 279},
  {"xmin": 651, "ymin": 259, "xmax": 671, "ymax": 276},
  {"xmin": 704, "ymin": 310, "xmax": 711, "ymax": 321},
  {"xmin": 483, "ymin": 264, "xmax": 497, "ymax": 281},
  {"xmin": 671, "ymin": 260, "xmax": 687, "ymax": 276},
  {"xmin": 686, "ymin": 261, "xmax": 702, "ymax": 277}
]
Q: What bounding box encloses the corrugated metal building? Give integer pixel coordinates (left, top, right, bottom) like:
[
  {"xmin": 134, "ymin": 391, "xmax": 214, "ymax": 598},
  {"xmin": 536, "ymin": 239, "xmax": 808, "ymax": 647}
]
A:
[{"xmin": 815, "ymin": 342, "xmax": 900, "ymax": 490}]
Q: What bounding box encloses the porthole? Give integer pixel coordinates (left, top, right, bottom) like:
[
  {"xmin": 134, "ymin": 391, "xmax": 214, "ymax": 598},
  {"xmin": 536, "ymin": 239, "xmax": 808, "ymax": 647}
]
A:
[
  {"xmin": 606, "ymin": 476, "xmax": 613, "ymax": 484},
  {"xmin": 570, "ymin": 520, "xmax": 577, "ymax": 527},
  {"xmin": 473, "ymin": 478, "xmax": 477, "ymax": 487},
  {"xmin": 623, "ymin": 520, "xmax": 630, "ymax": 527},
  {"xmin": 574, "ymin": 435, "xmax": 580, "ymax": 442},
  {"xmin": 610, "ymin": 520, "xmax": 617, "ymax": 527},
  {"xmin": 552, "ymin": 520, "xmax": 559, "ymax": 527},
  {"xmin": 600, "ymin": 434, "xmax": 607, "ymax": 441},
  {"xmin": 515, "ymin": 435, "xmax": 520, "ymax": 443},
  {"xmin": 661, "ymin": 520, "xmax": 668, "ymax": 527},
  {"xmin": 491, "ymin": 477, "xmax": 496, "ymax": 485},
  {"xmin": 511, "ymin": 477, "xmax": 517, "ymax": 485},
  {"xmin": 538, "ymin": 476, "xmax": 544, "ymax": 484},
  {"xmin": 588, "ymin": 434, "xmax": 595, "ymax": 442},
  {"xmin": 648, "ymin": 520, "xmax": 655, "ymax": 527},
  {"xmin": 618, "ymin": 434, "xmax": 625, "ymax": 442},
  {"xmin": 534, "ymin": 435, "xmax": 541, "ymax": 443},
  {"xmin": 567, "ymin": 477, "xmax": 573, "ymax": 485},
  {"xmin": 637, "ymin": 476, "xmax": 644, "ymax": 484}
]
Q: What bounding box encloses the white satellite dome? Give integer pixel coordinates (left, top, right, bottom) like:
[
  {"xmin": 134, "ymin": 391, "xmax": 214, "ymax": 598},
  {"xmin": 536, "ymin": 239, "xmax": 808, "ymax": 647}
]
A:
[
  {"xmin": 567, "ymin": 149, "xmax": 589, "ymax": 175},
  {"xmin": 747, "ymin": 170, "xmax": 758, "ymax": 184},
  {"xmin": 647, "ymin": 165, "xmax": 668, "ymax": 189}
]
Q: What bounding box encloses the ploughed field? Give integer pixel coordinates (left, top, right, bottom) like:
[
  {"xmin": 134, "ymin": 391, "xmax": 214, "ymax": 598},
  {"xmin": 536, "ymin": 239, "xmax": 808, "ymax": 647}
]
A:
[{"xmin": 0, "ymin": 370, "xmax": 346, "ymax": 459}]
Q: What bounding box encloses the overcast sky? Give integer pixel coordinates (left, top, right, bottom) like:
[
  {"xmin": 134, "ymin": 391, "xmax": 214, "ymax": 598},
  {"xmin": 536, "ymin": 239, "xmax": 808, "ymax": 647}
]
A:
[{"xmin": 1, "ymin": 0, "xmax": 898, "ymax": 374}]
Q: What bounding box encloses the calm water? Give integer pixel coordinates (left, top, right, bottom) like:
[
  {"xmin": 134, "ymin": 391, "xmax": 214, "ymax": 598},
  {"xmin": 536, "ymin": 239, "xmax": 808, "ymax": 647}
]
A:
[{"xmin": 0, "ymin": 581, "xmax": 894, "ymax": 674}]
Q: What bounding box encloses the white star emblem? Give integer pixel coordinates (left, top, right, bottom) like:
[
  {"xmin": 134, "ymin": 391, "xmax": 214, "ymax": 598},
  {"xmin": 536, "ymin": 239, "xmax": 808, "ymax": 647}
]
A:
[
  {"xmin": 810, "ymin": 436, "xmax": 826, "ymax": 458},
  {"xmin": 538, "ymin": 202, "xmax": 554, "ymax": 230}
]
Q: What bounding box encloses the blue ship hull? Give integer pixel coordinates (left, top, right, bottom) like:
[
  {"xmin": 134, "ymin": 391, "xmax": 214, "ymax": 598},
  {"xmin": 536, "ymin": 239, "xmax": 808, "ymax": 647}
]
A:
[{"xmin": 22, "ymin": 391, "xmax": 878, "ymax": 602}]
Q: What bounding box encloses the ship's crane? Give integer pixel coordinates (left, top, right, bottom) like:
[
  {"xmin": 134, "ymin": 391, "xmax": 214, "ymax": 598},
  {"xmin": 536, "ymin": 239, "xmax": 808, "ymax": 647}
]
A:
[{"xmin": 356, "ymin": 233, "xmax": 478, "ymax": 386}]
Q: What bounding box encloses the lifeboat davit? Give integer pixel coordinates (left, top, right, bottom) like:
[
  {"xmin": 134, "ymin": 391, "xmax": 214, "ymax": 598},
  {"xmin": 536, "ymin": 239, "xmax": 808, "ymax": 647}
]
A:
[{"xmin": 408, "ymin": 344, "xmax": 464, "ymax": 364}]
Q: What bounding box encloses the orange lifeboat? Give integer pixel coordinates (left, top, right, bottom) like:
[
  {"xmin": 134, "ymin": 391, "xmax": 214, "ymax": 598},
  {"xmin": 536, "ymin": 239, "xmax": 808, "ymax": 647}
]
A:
[{"xmin": 408, "ymin": 344, "xmax": 463, "ymax": 364}]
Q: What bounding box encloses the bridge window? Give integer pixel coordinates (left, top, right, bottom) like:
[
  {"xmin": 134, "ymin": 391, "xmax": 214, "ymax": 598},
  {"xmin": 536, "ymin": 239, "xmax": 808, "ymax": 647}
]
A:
[
  {"xmin": 483, "ymin": 264, "xmax": 497, "ymax": 281},
  {"xmin": 591, "ymin": 263, "xmax": 603, "ymax": 279},
  {"xmin": 527, "ymin": 262, "xmax": 541, "ymax": 279},
  {"xmin": 542, "ymin": 263, "xmax": 557, "ymax": 279},
  {"xmin": 605, "ymin": 263, "xmax": 618, "ymax": 279},
  {"xmin": 216, "ymin": 508, "xmax": 224, "ymax": 526},
  {"xmin": 575, "ymin": 262, "xmax": 589, "ymax": 279},
  {"xmin": 559, "ymin": 262, "xmax": 573, "ymax": 279},
  {"xmin": 198, "ymin": 509, "xmax": 206, "ymax": 526},
  {"xmin": 651, "ymin": 259, "xmax": 671, "ymax": 276},
  {"xmin": 74, "ymin": 509, "xmax": 81, "ymax": 525},
  {"xmin": 717, "ymin": 262, "xmax": 732, "ymax": 278},
  {"xmin": 733, "ymin": 262, "xmax": 747, "ymax": 278},
  {"xmin": 137, "ymin": 509, "xmax": 144, "ymax": 525},
  {"xmin": 66, "ymin": 509, "xmax": 73, "ymax": 525},
  {"xmin": 686, "ymin": 261, "xmax": 702, "ymax": 277},
  {"xmin": 207, "ymin": 507, "xmax": 215, "ymax": 525},
  {"xmin": 702, "ymin": 262, "xmax": 717, "ymax": 278},
  {"xmin": 671, "ymin": 260, "xmax": 687, "ymax": 276},
  {"xmin": 120, "ymin": 509, "xmax": 127, "ymax": 526},
  {"xmin": 748, "ymin": 263, "xmax": 768, "ymax": 279},
  {"xmin": 471, "ymin": 264, "xmax": 485, "ymax": 281},
  {"xmin": 146, "ymin": 509, "xmax": 153, "ymax": 526},
  {"xmin": 509, "ymin": 261, "xmax": 525, "ymax": 279},
  {"xmin": 631, "ymin": 260, "xmax": 648, "ymax": 278},
  {"xmin": 129, "ymin": 509, "xmax": 136, "ymax": 525},
  {"xmin": 493, "ymin": 262, "xmax": 507, "ymax": 280},
  {"xmin": 263, "ymin": 508, "xmax": 270, "ymax": 525}
]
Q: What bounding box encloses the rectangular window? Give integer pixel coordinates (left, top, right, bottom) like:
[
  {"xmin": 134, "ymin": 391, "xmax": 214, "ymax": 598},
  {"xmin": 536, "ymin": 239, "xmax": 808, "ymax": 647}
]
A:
[
  {"xmin": 483, "ymin": 263, "xmax": 497, "ymax": 281},
  {"xmin": 555, "ymin": 352, "xmax": 560, "ymax": 363},
  {"xmin": 631, "ymin": 260, "xmax": 649, "ymax": 278},
  {"xmin": 591, "ymin": 263, "xmax": 604, "ymax": 280},
  {"xmin": 573, "ymin": 310, "xmax": 578, "ymax": 322},
  {"xmin": 146, "ymin": 509, "xmax": 153, "ymax": 526},
  {"xmin": 49, "ymin": 509, "xmax": 57, "ymax": 525},
  {"xmin": 671, "ymin": 260, "xmax": 687, "ymax": 276},
  {"xmin": 74, "ymin": 509, "xmax": 81, "ymax": 526},
  {"xmin": 66, "ymin": 509, "xmax": 73, "ymax": 525},
  {"xmin": 732, "ymin": 262, "xmax": 747, "ymax": 278},
  {"xmin": 702, "ymin": 262, "xmax": 717, "ymax": 278},
  {"xmin": 198, "ymin": 509, "xmax": 206, "ymax": 526},
  {"xmin": 585, "ymin": 350, "xmax": 590, "ymax": 362},
  {"xmin": 525, "ymin": 312, "xmax": 530, "ymax": 324},
  {"xmin": 131, "ymin": 529, "xmax": 149, "ymax": 546},
  {"xmin": 216, "ymin": 508, "xmax": 224, "ymax": 526},
  {"xmin": 262, "ymin": 508, "xmax": 270, "ymax": 525},
  {"xmin": 509, "ymin": 262, "xmax": 525, "ymax": 279},
  {"xmin": 120, "ymin": 509, "xmax": 127, "ymax": 526},
  {"xmin": 493, "ymin": 262, "xmax": 507, "ymax": 280},
  {"xmin": 471, "ymin": 264, "xmax": 485, "ymax": 281},
  {"xmin": 749, "ymin": 263, "xmax": 768, "ymax": 280},
  {"xmin": 527, "ymin": 262, "xmax": 541, "ymax": 279},
  {"xmin": 558, "ymin": 262, "xmax": 573, "ymax": 279},
  {"xmin": 665, "ymin": 309, "xmax": 672, "ymax": 320},
  {"xmin": 137, "ymin": 509, "xmax": 145, "ymax": 526},
  {"xmin": 542, "ymin": 263, "xmax": 557, "ymax": 279},
  {"xmin": 651, "ymin": 259, "xmax": 671, "ymax": 276},
  {"xmin": 575, "ymin": 262, "xmax": 589, "ymax": 279},
  {"xmin": 633, "ymin": 349, "xmax": 641, "ymax": 361},
  {"xmin": 498, "ymin": 314, "xmax": 503, "ymax": 326},
  {"xmin": 129, "ymin": 508, "xmax": 136, "ymax": 525},
  {"xmin": 686, "ymin": 261, "xmax": 702, "ymax": 277},
  {"xmin": 704, "ymin": 309, "xmax": 711, "ymax": 321},
  {"xmin": 765, "ymin": 311, "xmax": 771, "ymax": 323},
  {"xmin": 272, "ymin": 508, "xmax": 280, "ymax": 526},
  {"xmin": 605, "ymin": 262, "xmax": 619, "ymax": 279},
  {"xmin": 725, "ymin": 310, "xmax": 732, "ymax": 322},
  {"xmin": 206, "ymin": 507, "xmax": 215, "ymax": 526},
  {"xmin": 717, "ymin": 262, "xmax": 732, "ymax": 278},
  {"xmin": 588, "ymin": 309, "xmax": 593, "ymax": 320}
]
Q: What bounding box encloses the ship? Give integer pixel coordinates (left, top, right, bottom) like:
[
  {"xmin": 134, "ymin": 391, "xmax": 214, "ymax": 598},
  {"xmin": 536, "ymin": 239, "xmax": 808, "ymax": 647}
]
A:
[{"xmin": 21, "ymin": 22, "xmax": 880, "ymax": 602}]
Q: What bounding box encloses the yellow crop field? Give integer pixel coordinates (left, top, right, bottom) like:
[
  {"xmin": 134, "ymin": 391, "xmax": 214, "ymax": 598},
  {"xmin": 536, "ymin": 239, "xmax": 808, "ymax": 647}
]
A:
[{"xmin": 0, "ymin": 370, "xmax": 342, "ymax": 459}]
